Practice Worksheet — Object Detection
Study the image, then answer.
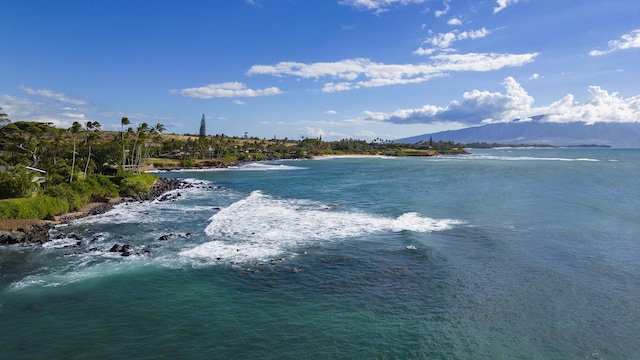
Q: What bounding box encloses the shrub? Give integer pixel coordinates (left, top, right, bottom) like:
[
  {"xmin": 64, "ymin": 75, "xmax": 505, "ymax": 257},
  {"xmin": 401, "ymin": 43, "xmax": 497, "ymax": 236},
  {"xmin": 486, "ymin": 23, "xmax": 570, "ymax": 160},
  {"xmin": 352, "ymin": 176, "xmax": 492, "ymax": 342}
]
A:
[
  {"xmin": 0, "ymin": 173, "xmax": 156, "ymax": 219},
  {"xmin": 0, "ymin": 196, "xmax": 69, "ymax": 220},
  {"xmin": 134, "ymin": 173, "xmax": 158, "ymax": 187},
  {"xmin": 179, "ymin": 159, "xmax": 195, "ymax": 167},
  {"xmin": 118, "ymin": 178, "xmax": 149, "ymax": 197},
  {"xmin": 0, "ymin": 165, "xmax": 34, "ymax": 199}
]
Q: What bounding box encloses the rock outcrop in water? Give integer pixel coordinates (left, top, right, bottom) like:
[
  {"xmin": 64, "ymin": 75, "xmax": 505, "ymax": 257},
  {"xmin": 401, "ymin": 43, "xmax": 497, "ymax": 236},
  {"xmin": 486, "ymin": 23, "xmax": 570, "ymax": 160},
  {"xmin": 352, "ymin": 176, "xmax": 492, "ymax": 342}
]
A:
[{"xmin": 0, "ymin": 223, "xmax": 54, "ymax": 245}]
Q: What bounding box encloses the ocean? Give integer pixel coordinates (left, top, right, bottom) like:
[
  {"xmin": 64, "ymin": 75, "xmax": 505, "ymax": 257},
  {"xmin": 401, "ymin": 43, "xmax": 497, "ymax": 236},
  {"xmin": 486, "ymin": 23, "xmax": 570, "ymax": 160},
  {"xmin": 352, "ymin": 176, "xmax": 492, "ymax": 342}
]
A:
[{"xmin": 1, "ymin": 148, "xmax": 639, "ymax": 359}]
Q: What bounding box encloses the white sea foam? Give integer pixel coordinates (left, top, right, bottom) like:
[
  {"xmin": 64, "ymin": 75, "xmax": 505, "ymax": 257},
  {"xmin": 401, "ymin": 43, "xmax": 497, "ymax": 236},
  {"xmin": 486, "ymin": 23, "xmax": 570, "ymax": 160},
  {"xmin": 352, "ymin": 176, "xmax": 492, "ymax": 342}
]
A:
[
  {"xmin": 146, "ymin": 168, "xmax": 227, "ymax": 173},
  {"xmin": 148, "ymin": 162, "xmax": 306, "ymax": 173},
  {"xmin": 228, "ymin": 162, "xmax": 306, "ymax": 171},
  {"xmin": 180, "ymin": 191, "xmax": 462, "ymax": 264},
  {"xmin": 8, "ymin": 259, "xmax": 152, "ymax": 290},
  {"xmin": 41, "ymin": 237, "xmax": 81, "ymax": 249},
  {"xmin": 70, "ymin": 179, "xmax": 217, "ymax": 226},
  {"xmin": 459, "ymin": 154, "xmax": 600, "ymax": 162},
  {"xmin": 314, "ymin": 155, "xmax": 395, "ymax": 160}
]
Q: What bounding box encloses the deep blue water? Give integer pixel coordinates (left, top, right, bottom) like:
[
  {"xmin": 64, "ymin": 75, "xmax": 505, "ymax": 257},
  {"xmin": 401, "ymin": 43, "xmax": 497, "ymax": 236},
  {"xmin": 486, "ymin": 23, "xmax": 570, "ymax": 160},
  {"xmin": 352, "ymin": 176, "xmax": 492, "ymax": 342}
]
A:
[{"xmin": 1, "ymin": 148, "xmax": 639, "ymax": 359}]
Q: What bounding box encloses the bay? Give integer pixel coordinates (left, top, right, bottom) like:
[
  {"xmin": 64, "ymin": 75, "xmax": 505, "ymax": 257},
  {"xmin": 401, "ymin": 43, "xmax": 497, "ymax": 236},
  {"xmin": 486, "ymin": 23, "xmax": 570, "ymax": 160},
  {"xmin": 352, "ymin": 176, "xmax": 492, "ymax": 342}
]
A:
[{"xmin": 1, "ymin": 148, "xmax": 639, "ymax": 359}]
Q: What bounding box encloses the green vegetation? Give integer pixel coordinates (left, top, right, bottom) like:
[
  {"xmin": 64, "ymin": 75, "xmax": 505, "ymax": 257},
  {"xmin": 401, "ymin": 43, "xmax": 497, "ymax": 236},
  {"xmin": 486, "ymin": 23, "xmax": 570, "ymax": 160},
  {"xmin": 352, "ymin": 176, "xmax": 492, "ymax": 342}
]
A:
[
  {"xmin": 0, "ymin": 174, "xmax": 125, "ymax": 220},
  {"xmin": 0, "ymin": 165, "xmax": 33, "ymax": 199},
  {"xmin": 0, "ymin": 107, "xmax": 467, "ymax": 219},
  {"xmin": 117, "ymin": 173, "xmax": 156, "ymax": 197},
  {"xmin": 0, "ymin": 195, "xmax": 69, "ymax": 220}
]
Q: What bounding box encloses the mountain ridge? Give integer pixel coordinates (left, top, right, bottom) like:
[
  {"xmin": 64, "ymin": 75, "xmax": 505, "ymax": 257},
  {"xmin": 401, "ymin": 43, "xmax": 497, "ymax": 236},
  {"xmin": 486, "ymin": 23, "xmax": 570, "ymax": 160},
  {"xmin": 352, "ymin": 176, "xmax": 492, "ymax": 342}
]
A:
[{"xmin": 395, "ymin": 117, "xmax": 640, "ymax": 147}]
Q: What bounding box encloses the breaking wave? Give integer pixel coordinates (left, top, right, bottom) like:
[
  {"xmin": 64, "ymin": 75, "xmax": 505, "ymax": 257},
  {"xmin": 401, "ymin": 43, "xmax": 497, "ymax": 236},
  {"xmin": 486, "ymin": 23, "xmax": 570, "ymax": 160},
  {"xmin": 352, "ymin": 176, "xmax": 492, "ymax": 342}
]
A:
[{"xmin": 180, "ymin": 191, "xmax": 462, "ymax": 264}]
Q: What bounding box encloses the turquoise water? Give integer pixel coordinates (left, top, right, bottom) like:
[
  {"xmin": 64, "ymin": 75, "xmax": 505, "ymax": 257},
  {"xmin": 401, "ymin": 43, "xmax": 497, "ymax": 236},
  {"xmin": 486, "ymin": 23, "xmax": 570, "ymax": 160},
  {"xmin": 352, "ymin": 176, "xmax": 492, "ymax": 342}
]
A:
[{"xmin": 1, "ymin": 148, "xmax": 639, "ymax": 359}]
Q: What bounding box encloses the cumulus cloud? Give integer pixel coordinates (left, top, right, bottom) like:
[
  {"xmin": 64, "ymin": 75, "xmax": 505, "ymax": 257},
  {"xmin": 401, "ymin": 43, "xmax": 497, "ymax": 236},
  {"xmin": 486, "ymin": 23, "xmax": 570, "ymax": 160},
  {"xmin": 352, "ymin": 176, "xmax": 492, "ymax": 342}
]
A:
[
  {"xmin": 589, "ymin": 29, "xmax": 640, "ymax": 56},
  {"xmin": 178, "ymin": 82, "xmax": 283, "ymax": 99},
  {"xmin": 19, "ymin": 85, "xmax": 87, "ymax": 105},
  {"xmin": 365, "ymin": 77, "xmax": 536, "ymax": 125},
  {"xmin": 529, "ymin": 73, "xmax": 543, "ymax": 80},
  {"xmin": 361, "ymin": 77, "xmax": 640, "ymax": 126},
  {"xmin": 339, "ymin": 0, "xmax": 426, "ymax": 13},
  {"xmin": 0, "ymin": 94, "xmax": 94, "ymax": 128},
  {"xmin": 248, "ymin": 52, "xmax": 537, "ymax": 92},
  {"xmin": 447, "ymin": 18, "xmax": 462, "ymax": 26},
  {"xmin": 494, "ymin": 0, "xmax": 520, "ymax": 13},
  {"xmin": 544, "ymin": 87, "xmax": 640, "ymax": 124},
  {"xmin": 414, "ymin": 27, "xmax": 491, "ymax": 54},
  {"xmin": 325, "ymin": 110, "xmax": 338, "ymax": 115}
]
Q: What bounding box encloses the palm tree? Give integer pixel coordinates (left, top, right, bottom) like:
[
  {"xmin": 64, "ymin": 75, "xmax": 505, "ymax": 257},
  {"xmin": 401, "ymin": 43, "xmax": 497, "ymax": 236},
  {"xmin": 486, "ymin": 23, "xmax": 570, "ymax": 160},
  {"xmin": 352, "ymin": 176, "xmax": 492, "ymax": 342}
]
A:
[
  {"xmin": 131, "ymin": 122, "xmax": 149, "ymax": 172},
  {"xmin": 154, "ymin": 123, "xmax": 165, "ymax": 134},
  {"xmin": 121, "ymin": 117, "xmax": 130, "ymax": 170},
  {"xmin": 149, "ymin": 123, "xmax": 165, "ymax": 158},
  {"xmin": 0, "ymin": 106, "xmax": 10, "ymax": 126},
  {"xmin": 83, "ymin": 121, "xmax": 101, "ymax": 176},
  {"xmin": 50, "ymin": 127, "xmax": 65, "ymax": 166},
  {"xmin": 69, "ymin": 121, "xmax": 83, "ymax": 182}
]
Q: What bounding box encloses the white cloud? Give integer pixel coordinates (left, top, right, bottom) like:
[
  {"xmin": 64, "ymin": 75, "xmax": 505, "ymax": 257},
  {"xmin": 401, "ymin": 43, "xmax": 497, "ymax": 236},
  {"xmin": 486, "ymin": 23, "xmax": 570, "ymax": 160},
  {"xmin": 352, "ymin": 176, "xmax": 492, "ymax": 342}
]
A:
[
  {"xmin": 415, "ymin": 27, "xmax": 491, "ymax": 54},
  {"xmin": 434, "ymin": 1, "xmax": 450, "ymax": 17},
  {"xmin": 325, "ymin": 110, "xmax": 338, "ymax": 115},
  {"xmin": 248, "ymin": 52, "xmax": 537, "ymax": 92},
  {"xmin": 361, "ymin": 77, "xmax": 640, "ymax": 126},
  {"xmin": 529, "ymin": 73, "xmax": 543, "ymax": 80},
  {"xmin": 365, "ymin": 77, "xmax": 537, "ymax": 125},
  {"xmin": 339, "ymin": 0, "xmax": 426, "ymax": 13},
  {"xmin": 544, "ymin": 87, "xmax": 640, "ymax": 124},
  {"xmin": 494, "ymin": 0, "xmax": 520, "ymax": 14},
  {"xmin": 447, "ymin": 18, "xmax": 462, "ymax": 26},
  {"xmin": 0, "ymin": 94, "xmax": 94, "ymax": 128},
  {"xmin": 19, "ymin": 85, "xmax": 87, "ymax": 105},
  {"xmin": 589, "ymin": 29, "xmax": 640, "ymax": 56},
  {"xmin": 233, "ymin": 100, "xmax": 247, "ymax": 105},
  {"xmin": 245, "ymin": 0, "xmax": 261, "ymax": 7},
  {"xmin": 178, "ymin": 82, "xmax": 283, "ymax": 99},
  {"xmin": 63, "ymin": 113, "xmax": 87, "ymax": 120},
  {"xmin": 412, "ymin": 47, "xmax": 437, "ymax": 56}
]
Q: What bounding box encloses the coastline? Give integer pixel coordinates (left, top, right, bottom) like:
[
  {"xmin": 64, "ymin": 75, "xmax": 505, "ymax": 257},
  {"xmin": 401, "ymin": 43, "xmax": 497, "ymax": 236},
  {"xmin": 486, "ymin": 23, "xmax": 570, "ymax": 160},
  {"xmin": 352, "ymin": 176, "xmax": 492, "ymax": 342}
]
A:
[
  {"xmin": 0, "ymin": 177, "xmax": 185, "ymax": 244},
  {"xmin": 0, "ymin": 197, "xmax": 124, "ymax": 232}
]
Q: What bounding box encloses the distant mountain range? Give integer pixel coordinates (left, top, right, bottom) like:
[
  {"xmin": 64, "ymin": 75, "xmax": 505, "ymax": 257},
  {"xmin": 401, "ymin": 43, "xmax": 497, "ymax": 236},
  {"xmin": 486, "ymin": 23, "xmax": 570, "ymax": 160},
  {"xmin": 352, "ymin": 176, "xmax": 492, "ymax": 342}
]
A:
[{"xmin": 396, "ymin": 116, "xmax": 640, "ymax": 147}]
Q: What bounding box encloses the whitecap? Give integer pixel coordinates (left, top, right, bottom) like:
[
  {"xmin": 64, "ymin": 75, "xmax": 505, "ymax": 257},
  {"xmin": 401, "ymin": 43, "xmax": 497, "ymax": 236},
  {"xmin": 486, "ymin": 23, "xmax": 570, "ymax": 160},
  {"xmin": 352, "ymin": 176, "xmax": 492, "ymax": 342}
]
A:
[
  {"xmin": 314, "ymin": 155, "xmax": 395, "ymax": 160},
  {"xmin": 228, "ymin": 162, "xmax": 306, "ymax": 171},
  {"xmin": 41, "ymin": 237, "xmax": 82, "ymax": 249},
  {"xmin": 459, "ymin": 154, "xmax": 600, "ymax": 162},
  {"xmin": 70, "ymin": 179, "xmax": 218, "ymax": 226},
  {"xmin": 180, "ymin": 191, "xmax": 462, "ymax": 264}
]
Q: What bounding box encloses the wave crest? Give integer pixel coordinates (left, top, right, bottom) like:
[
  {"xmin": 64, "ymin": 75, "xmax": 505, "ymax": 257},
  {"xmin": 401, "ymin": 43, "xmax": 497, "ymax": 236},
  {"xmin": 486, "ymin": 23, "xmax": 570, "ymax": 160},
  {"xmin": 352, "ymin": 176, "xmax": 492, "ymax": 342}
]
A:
[{"xmin": 180, "ymin": 191, "xmax": 462, "ymax": 263}]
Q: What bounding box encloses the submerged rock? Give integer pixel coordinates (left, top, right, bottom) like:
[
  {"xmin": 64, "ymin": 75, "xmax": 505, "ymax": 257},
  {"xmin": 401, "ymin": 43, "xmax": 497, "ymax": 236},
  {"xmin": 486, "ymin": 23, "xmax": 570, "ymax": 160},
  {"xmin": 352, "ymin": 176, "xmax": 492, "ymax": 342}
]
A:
[{"xmin": 110, "ymin": 244, "xmax": 123, "ymax": 252}]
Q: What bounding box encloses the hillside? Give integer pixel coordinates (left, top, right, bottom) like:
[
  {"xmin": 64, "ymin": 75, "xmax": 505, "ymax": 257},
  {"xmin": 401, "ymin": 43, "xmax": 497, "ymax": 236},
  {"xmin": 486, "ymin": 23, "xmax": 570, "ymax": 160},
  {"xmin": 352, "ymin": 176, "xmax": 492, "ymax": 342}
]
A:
[{"xmin": 396, "ymin": 117, "xmax": 640, "ymax": 147}]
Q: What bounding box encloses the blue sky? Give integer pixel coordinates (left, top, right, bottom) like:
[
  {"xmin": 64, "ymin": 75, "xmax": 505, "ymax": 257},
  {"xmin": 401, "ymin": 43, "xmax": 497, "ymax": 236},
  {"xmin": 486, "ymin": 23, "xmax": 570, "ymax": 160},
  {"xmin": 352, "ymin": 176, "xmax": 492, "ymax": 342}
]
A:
[{"xmin": 2, "ymin": 0, "xmax": 639, "ymax": 141}]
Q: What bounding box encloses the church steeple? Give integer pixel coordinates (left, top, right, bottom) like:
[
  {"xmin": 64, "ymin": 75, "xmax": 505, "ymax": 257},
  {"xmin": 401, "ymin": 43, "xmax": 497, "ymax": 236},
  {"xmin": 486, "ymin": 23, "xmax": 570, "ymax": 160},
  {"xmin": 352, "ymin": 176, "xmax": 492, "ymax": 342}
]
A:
[{"xmin": 199, "ymin": 114, "xmax": 206, "ymax": 137}]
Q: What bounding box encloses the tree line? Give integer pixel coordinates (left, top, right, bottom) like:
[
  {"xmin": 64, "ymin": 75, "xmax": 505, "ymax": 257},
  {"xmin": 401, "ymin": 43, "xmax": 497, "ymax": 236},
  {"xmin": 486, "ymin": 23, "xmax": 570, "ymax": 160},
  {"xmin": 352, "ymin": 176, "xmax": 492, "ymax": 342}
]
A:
[{"xmin": 0, "ymin": 106, "xmax": 465, "ymax": 202}]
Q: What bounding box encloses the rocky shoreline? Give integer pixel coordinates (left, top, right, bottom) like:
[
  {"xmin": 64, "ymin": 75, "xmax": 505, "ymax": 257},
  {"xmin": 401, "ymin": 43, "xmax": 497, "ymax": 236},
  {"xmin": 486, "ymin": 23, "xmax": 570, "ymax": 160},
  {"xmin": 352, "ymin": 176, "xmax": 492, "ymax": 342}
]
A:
[{"xmin": 0, "ymin": 178, "xmax": 187, "ymax": 245}]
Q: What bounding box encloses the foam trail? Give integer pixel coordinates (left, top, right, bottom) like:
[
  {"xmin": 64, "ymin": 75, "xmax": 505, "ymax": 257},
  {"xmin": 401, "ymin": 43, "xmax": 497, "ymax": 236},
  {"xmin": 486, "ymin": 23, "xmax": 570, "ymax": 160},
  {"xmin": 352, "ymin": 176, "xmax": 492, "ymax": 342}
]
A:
[
  {"xmin": 460, "ymin": 154, "xmax": 600, "ymax": 162},
  {"xmin": 229, "ymin": 162, "xmax": 306, "ymax": 171},
  {"xmin": 70, "ymin": 179, "xmax": 217, "ymax": 226},
  {"xmin": 148, "ymin": 162, "xmax": 305, "ymax": 173},
  {"xmin": 180, "ymin": 191, "xmax": 462, "ymax": 263}
]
